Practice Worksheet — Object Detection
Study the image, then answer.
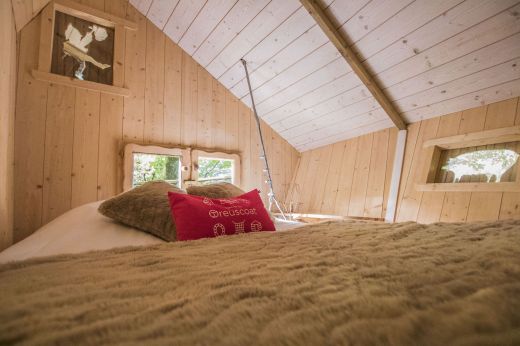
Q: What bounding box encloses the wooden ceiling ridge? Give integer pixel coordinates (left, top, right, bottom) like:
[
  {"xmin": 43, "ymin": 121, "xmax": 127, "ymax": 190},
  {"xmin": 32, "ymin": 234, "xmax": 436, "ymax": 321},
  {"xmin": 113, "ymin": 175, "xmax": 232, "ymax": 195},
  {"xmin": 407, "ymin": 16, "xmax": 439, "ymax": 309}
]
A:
[{"xmin": 299, "ymin": 0, "xmax": 407, "ymax": 131}]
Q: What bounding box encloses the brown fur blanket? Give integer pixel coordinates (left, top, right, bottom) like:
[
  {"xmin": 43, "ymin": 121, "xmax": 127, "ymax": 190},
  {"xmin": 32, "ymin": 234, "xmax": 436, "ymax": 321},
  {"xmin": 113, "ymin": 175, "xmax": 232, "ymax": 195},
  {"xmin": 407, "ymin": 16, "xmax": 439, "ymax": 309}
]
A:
[{"xmin": 0, "ymin": 220, "xmax": 519, "ymax": 345}]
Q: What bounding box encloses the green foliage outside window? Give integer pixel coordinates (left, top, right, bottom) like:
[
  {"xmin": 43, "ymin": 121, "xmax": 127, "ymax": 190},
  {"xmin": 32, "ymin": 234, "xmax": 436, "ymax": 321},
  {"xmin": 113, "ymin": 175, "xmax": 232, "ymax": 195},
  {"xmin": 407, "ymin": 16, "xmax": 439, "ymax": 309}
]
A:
[
  {"xmin": 133, "ymin": 153, "xmax": 180, "ymax": 187},
  {"xmin": 198, "ymin": 158, "xmax": 233, "ymax": 185}
]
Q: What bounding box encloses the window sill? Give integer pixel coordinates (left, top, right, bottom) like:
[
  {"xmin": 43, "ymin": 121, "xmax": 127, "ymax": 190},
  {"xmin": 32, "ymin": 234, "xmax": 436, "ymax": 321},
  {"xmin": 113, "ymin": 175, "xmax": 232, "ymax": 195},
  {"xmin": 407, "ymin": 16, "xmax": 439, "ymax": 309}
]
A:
[
  {"xmin": 32, "ymin": 70, "xmax": 130, "ymax": 97},
  {"xmin": 415, "ymin": 182, "xmax": 520, "ymax": 192}
]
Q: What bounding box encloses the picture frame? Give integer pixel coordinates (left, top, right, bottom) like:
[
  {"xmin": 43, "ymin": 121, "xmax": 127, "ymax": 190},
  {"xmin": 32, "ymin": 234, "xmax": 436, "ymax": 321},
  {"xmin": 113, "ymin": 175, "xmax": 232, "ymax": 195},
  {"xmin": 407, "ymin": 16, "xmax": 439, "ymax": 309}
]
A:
[{"xmin": 32, "ymin": 0, "xmax": 135, "ymax": 96}]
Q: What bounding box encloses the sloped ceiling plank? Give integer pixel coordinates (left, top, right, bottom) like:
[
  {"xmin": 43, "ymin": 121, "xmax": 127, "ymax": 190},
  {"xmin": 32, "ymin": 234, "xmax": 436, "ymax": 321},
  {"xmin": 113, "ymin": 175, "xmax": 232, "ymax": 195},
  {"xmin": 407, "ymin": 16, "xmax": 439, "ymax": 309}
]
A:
[
  {"xmin": 193, "ymin": 0, "xmax": 271, "ymax": 67},
  {"xmin": 204, "ymin": 0, "xmax": 301, "ymax": 79},
  {"xmin": 177, "ymin": 0, "xmax": 237, "ymax": 56},
  {"xmin": 19, "ymin": 0, "xmax": 518, "ymax": 151},
  {"xmin": 280, "ymin": 38, "xmax": 520, "ymax": 142},
  {"xmin": 299, "ymin": 0, "xmax": 407, "ymax": 130},
  {"xmin": 267, "ymin": 0, "xmax": 520, "ymax": 149},
  {"xmin": 261, "ymin": 0, "xmax": 498, "ymax": 127},
  {"xmin": 146, "ymin": 0, "xmax": 180, "ymax": 30},
  {"xmin": 162, "ymin": 0, "xmax": 205, "ymax": 43}
]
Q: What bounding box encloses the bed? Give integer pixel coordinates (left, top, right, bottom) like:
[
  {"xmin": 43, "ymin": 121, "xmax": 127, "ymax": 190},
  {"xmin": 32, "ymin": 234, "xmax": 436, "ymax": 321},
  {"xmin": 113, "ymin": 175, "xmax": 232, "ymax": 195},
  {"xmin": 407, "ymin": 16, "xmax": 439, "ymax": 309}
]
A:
[
  {"xmin": 0, "ymin": 201, "xmax": 303, "ymax": 263},
  {"xmin": 0, "ymin": 207, "xmax": 519, "ymax": 345}
]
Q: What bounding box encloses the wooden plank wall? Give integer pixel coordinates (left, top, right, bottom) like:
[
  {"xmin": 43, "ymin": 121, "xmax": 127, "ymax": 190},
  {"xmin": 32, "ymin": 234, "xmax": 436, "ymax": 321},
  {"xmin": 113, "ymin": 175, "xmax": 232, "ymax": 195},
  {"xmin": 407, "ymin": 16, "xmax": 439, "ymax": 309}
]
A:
[
  {"xmin": 286, "ymin": 127, "xmax": 398, "ymax": 219},
  {"xmin": 0, "ymin": 0, "xmax": 17, "ymax": 251},
  {"xmin": 396, "ymin": 97, "xmax": 520, "ymax": 223},
  {"xmin": 13, "ymin": 0, "xmax": 299, "ymax": 243},
  {"xmin": 288, "ymin": 97, "xmax": 520, "ymax": 223}
]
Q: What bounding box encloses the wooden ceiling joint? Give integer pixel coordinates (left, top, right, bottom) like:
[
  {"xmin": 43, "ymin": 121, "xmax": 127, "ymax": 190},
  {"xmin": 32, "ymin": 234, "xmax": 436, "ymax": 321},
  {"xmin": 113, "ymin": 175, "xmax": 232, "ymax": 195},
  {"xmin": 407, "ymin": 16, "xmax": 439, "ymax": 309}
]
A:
[{"xmin": 299, "ymin": 0, "xmax": 407, "ymax": 130}]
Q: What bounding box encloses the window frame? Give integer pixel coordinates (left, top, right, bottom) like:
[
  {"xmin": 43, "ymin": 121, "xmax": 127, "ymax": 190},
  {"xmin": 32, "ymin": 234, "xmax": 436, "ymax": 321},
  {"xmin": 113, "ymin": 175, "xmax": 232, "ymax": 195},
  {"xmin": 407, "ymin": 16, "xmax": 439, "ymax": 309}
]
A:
[
  {"xmin": 123, "ymin": 144, "xmax": 191, "ymax": 191},
  {"xmin": 191, "ymin": 149, "xmax": 241, "ymax": 187},
  {"xmin": 416, "ymin": 125, "xmax": 520, "ymax": 192},
  {"xmin": 123, "ymin": 144, "xmax": 242, "ymax": 191}
]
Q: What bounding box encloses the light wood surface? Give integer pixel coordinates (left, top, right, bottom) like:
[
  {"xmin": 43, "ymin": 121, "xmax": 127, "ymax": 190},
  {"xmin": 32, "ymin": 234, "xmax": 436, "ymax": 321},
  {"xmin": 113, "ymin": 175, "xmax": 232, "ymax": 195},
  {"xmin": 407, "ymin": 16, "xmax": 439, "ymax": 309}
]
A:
[
  {"xmin": 288, "ymin": 97, "xmax": 520, "ymax": 223},
  {"xmin": 285, "ymin": 127, "xmax": 397, "ymax": 220},
  {"xmin": 0, "ymin": 0, "xmax": 17, "ymax": 251},
  {"xmin": 396, "ymin": 97, "xmax": 520, "ymax": 223},
  {"xmin": 13, "ymin": 0, "xmax": 300, "ymax": 243},
  {"xmin": 32, "ymin": 70, "xmax": 131, "ymax": 96},
  {"xmin": 299, "ymin": 0, "xmax": 406, "ymax": 130},
  {"xmin": 123, "ymin": 0, "xmax": 520, "ymax": 150},
  {"xmin": 15, "ymin": 0, "xmax": 520, "ymax": 149}
]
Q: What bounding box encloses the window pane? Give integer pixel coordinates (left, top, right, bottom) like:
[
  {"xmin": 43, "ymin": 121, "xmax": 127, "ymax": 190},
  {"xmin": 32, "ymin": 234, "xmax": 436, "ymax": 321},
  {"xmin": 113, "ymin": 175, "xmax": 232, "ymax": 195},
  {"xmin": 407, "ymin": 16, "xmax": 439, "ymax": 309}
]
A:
[
  {"xmin": 132, "ymin": 153, "xmax": 181, "ymax": 188},
  {"xmin": 198, "ymin": 157, "xmax": 233, "ymax": 185},
  {"xmin": 436, "ymin": 142, "xmax": 519, "ymax": 183}
]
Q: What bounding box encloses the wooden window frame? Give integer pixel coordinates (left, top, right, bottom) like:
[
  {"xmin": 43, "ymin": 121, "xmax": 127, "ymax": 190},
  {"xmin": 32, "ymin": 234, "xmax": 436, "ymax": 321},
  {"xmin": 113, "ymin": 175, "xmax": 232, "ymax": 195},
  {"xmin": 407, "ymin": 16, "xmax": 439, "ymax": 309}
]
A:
[
  {"xmin": 32, "ymin": 0, "xmax": 135, "ymax": 97},
  {"xmin": 191, "ymin": 149, "xmax": 241, "ymax": 187},
  {"xmin": 123, "ymin": 144, "xmax": 191, "ymax": 191},
  {"xmin": 123, "ymin": 144, "xmax": 242, "ymax": 191},
  {"xmin": 416, "ymin": 125, "xmax": 520, "ymax": 192}
]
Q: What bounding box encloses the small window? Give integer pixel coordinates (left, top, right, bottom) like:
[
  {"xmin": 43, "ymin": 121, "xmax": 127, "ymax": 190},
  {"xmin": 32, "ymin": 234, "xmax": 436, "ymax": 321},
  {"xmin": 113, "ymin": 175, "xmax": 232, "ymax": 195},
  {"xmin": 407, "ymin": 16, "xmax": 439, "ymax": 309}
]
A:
[
  {"xmin": 192, "ymin": 149, "xmax": 241, "ymax": 187},
  {"xmin": 123, "ymin": 144, "xmax": 241, "ymax": 191},
  {"xmin": 123, "ymin": 144, "xmax": 189, "ymax": 191},
  {"xmin": 132, "ymin": 153, "xmax": 181, "ymax": 188},
  {"xmin": 416, "ymin": 126, "xmax": 520, "ymax": 192},
  {"xmin": 197, "ymin": 157, "xmax": 234, "ymax": 185},
  {"xmin": 436, "ymin": 143, "xmax": 519, "ymax": 183}
]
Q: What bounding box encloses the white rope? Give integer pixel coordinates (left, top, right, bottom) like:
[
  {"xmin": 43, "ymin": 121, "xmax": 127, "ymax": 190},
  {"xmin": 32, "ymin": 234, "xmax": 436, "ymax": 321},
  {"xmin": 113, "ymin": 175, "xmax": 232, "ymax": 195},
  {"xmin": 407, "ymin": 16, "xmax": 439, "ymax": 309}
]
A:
[{"xmin": 240, "ymin": 59, "xmax": 287, "ymax": 220}]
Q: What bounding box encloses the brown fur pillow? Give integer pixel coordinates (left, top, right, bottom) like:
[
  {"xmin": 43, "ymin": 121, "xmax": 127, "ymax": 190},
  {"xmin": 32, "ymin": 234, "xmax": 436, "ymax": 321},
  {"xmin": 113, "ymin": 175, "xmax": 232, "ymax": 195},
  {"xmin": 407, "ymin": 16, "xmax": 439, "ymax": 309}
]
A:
[
  {"xmin": 98, "ymin": 181, "xmax": 185, "ymax": 241},
  {"xmin": 186, "ymin": 182, "xmax": 245, "ymax": 198}
]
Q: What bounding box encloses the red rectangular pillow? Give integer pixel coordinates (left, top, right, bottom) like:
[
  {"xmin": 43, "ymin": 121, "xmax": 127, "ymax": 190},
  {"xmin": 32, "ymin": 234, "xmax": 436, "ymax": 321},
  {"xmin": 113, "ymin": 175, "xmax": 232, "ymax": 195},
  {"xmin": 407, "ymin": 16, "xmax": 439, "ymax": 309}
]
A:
[{"xmin": 167, "ymin": 189, "xmax": 276, "ymax": 241}]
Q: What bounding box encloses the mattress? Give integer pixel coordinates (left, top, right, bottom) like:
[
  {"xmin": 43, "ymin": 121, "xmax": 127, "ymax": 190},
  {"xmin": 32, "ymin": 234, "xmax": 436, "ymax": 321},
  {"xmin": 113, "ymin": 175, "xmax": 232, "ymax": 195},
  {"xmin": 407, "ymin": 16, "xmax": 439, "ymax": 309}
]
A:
[
  {"xmin": 0, "ymin": 201, "xmax": 303, "ymax": 263},
  {"xmin": 0, "ymin": 218, "xmax": 519, "ymax": 345}
]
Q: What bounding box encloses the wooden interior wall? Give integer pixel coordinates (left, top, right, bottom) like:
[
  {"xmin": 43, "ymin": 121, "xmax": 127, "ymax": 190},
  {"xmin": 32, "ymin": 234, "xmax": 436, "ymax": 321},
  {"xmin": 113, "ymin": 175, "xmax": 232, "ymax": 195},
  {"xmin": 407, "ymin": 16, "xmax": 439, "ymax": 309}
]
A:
[
  {"xmin": 13, "ymin": 0, "xmax": 299, "ymax": 243},
  {"xmin": 288, "ymin": 97, "xmax": 520, "ymax": 223},
  {"xmin": 396, "ymin": 97, "xmax": 520, "ymax": 223},
  {"xmin": 0, "ymin": 0, "xmax": 17, "ymax": 251},
  {"xmin": 286, "ymin": 127, "xmax": 398, "ymax": 219}
]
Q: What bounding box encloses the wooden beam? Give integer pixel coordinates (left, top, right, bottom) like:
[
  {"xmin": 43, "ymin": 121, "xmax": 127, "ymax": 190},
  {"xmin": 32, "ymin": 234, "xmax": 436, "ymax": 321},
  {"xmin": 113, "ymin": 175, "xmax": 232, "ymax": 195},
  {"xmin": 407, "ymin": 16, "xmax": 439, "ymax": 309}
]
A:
[{"xmin": 299, "ymin": 0, "xmax": 407, "ymax": 130}]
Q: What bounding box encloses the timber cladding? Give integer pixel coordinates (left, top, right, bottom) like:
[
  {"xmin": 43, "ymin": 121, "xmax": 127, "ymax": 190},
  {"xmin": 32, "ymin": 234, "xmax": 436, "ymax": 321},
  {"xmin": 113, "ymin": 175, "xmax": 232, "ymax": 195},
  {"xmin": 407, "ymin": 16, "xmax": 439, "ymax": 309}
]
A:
[
  {"xmin": 13, "ymin": 0, "xmax": 299, "ymax": 243},
  {"xmin": 287, "ymin": 97, "xmax": 520, "ymax": 223}
]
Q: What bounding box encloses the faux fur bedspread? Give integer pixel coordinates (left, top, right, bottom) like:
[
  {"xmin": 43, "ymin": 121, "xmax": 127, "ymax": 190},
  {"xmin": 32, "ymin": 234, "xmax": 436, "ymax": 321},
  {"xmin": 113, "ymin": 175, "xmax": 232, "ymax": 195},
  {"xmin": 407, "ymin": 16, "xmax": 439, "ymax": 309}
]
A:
[{"xmin": 1, "ymin": 220, "xmax": 519, "ymax": 345}]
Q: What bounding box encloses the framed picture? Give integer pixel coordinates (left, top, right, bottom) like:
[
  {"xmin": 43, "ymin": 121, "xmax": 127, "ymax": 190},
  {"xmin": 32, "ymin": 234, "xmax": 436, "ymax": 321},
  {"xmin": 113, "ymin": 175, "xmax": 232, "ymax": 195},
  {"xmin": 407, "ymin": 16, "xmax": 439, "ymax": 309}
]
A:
[
  {"xmin": 51, "ymin": 10, "xmax": 114, "ymax": 84},
  {"xmin": 33, "ymin": 0, "xmax": 136, "ymax": 96}
]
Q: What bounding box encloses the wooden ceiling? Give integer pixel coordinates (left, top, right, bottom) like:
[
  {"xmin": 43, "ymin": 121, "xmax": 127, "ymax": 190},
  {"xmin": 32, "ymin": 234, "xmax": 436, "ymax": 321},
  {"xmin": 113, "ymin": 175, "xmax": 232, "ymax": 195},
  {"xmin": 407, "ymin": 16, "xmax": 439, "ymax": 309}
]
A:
[{"xmin": 104, "ymin": 1, "xmax": 520, "ymax": 150}]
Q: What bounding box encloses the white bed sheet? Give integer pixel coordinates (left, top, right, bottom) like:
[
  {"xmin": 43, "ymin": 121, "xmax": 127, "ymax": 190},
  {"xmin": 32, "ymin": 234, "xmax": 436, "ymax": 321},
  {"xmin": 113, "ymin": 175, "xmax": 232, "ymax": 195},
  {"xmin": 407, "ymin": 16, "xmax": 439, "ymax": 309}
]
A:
[{"xmin": 0, "ymin": 202, "xmax": 303, "ymax": 263}]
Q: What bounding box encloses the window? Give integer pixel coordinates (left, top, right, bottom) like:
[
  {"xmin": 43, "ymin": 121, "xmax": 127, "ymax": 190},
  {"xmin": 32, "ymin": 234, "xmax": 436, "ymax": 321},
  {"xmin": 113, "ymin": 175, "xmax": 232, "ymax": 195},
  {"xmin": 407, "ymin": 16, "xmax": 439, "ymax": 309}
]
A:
[
  {"xmin": 436, "ymin": 144, "xmax": 519, "ymax": 183},
  {"xmin": 123, "ymin": 144, "xmax": 241, "ymax": 190},
  {"xmin": 123, "ymin": 144, "xmax": 190, "ymax": 191},
  {"xmin": 416, "ymin": 126, "xmax": 520, "ymax": 192},
  {"xmin": 132, "ymin": 153, "xmax": 181, "ymax": 188},
  {"xmin": 192, "ymin": 149, "xmax": 241, "ymax": 187},
  {"xmin": 197, "ymin": 157, "xmax": 234, "ymax": 185}
]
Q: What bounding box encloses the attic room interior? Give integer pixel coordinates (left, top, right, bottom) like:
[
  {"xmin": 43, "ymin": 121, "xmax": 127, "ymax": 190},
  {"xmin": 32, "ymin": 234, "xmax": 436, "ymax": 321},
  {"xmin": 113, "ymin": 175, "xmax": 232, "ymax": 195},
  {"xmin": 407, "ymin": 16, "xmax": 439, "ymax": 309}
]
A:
[{"xmin": 0, "ymin": 0, "xmax": 519, "ymax": 343}]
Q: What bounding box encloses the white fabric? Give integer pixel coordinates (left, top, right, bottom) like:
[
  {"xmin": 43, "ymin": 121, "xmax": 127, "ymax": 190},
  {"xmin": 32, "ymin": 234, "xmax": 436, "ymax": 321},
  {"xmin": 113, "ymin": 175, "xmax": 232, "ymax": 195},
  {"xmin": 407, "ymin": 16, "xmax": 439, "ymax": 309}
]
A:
[{"xmin": 0, "ymin": 202, "xmax": 303, "ymax": 263}]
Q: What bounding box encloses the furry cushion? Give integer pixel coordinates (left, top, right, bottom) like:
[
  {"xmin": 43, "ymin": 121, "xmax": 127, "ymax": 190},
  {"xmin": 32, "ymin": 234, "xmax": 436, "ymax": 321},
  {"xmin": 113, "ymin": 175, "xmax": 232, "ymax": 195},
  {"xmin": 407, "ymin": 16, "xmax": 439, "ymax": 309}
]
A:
[
  {"xmin": 98, "ymin": 181, "xmax": 184, "ymax": 241},
  {"xmin": 186, "ymin": 182, "xmax": 245, "ymax": 198}
]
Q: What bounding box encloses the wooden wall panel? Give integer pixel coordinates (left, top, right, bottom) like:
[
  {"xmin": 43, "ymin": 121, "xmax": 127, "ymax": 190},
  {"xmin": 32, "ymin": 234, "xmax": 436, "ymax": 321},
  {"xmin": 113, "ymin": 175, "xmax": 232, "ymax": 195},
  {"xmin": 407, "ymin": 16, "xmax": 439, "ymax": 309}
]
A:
[
  {"xmin": 0, "ymin": 0, "xmax": 17, "ymax": 250},
  {"xmin": 288, "ymin": 97, "xmax": 520, "ymax": 223},
  {"xmin": 286, "ymin": 128, "xmax": 395, "ymax": 220},
  {"xmin": 71, "ymin": 89, "xmax": 100, "ymax": 208},
  {"xmin": 396, "ymin": 97, "xmax": 520, "ymax": 223},
  {"xmin": 13, "ymin": 0, "xmax": 300, "ymax": 242}
]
